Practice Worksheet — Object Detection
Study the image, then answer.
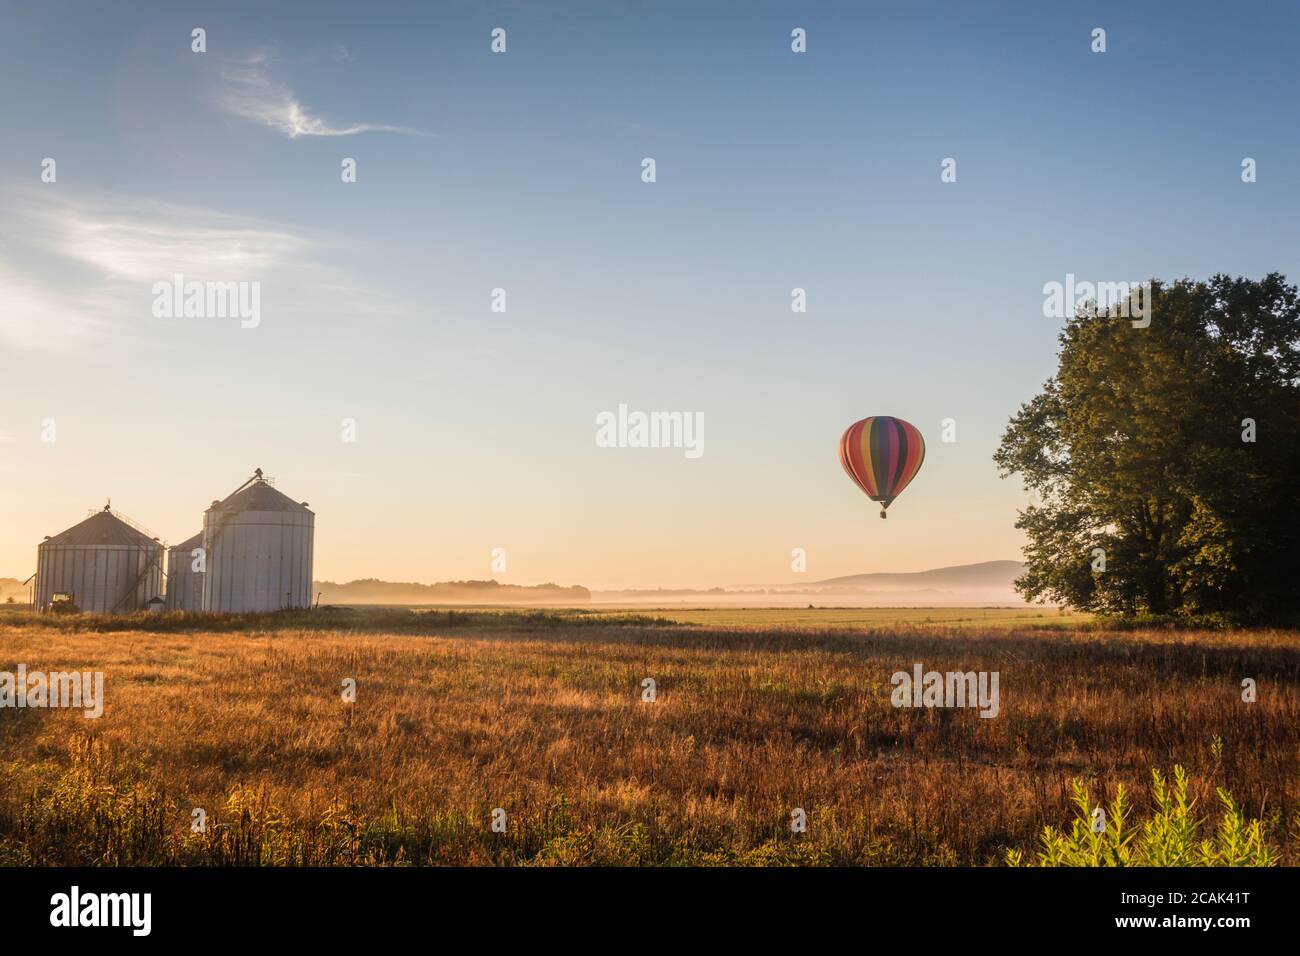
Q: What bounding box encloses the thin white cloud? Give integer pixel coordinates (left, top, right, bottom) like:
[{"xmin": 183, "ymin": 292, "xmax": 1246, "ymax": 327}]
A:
[
  {"xmin": 1, "ymin": 188, "xmax": 404, "ymax": 352},
  {"xmin": 29, "ymin": 192, "xmax": 313, "ymax": 282},
  {"xmin": 216, "ymin": 51, "xmax": 428, "ymax": 139}
]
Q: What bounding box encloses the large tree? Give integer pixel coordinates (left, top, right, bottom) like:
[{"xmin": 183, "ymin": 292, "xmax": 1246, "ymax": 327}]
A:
[{"xmin": 995, "ymin": 274, "xmax": 1300, "ymax": 623}]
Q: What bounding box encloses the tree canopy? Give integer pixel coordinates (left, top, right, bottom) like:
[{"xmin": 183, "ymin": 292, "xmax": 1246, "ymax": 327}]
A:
[{"xmin": 995, "ymin": 274, "xmax": 1300, "ymax": 624}]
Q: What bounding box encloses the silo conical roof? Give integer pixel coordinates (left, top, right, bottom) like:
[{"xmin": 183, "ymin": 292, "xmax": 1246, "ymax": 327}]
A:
[
  {"xmin": 170, "ymin": 531, "xmax": 205, "ymax": 551},
  {"xmin": 210, "ymin": 477, "xmax": 311, "ymax": 514},
  {"xmin": 43, "ymin": 507, "xmax": 159, "ymax": 547}
]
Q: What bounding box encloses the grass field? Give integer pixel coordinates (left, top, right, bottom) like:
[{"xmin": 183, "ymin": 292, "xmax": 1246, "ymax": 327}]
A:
[
  {"xmin": 1, "ymin": 607, "xmax": 1297, "ymax": 865},
  {"xmin": 595, "ymin": 606, "xmax": 1093, "ymax": 629}
]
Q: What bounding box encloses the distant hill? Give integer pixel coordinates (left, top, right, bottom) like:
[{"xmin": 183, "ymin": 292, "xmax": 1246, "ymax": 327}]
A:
[
  {"xmin": 314, "ymin": 578, "xmax": 590, "ymax": 606},
  {"xmin": 816, "ymin": 560, "xmax": 1025, "ymax": 589},
  {"xmin": 593, "ymin": 562, "xmax": 1031, "ymax": 607},
  {"xmin": 0, "ymin": 577, "xmax": 27, "ymax": 603}
]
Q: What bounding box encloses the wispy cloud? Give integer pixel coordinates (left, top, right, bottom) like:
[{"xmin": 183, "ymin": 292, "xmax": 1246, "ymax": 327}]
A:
[
  {"xmin": 30, "ymin": 192, "xmax": 313, "ymax": 282},
  {"xmin": 1, "ymin": 188, "xmax": 403, "ymax": 351},
  {"xmin": 216, "ymin": 51, "xmax": 428, "ymax": 139}
]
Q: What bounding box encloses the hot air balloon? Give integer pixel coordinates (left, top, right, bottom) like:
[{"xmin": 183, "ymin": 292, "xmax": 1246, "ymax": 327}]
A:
[{"xmin": 839, "ymin": 416, "xmax": 925, "ymax": 518}]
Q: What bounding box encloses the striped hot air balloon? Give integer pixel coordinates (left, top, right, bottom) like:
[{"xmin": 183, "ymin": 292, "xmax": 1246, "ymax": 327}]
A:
[{"xmin": 839, "ymin": 416, "xmax": 926, "ymax": 518}]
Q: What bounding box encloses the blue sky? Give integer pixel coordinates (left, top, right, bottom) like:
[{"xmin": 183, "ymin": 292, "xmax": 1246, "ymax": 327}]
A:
[{"xmin": 1, "ymin": 1, "xmax": 1297, "ymax": 587}]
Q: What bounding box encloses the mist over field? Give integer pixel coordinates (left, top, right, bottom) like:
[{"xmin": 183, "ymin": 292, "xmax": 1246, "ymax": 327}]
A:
[{"xmin": 295, "ymin": 560, "xmax": 1031, "ymax": 608}]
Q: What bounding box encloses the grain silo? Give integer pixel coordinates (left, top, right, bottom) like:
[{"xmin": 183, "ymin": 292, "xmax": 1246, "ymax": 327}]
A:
[
  {"xmin": 165, "ymin": 531, "xmax": 205, "ymax": 611},
  {"xmin": 35, "ymin": 505, "xmax": 164, "ymax": 613},
  {"xmin": 202, "ymin": 469, "xmax": 314, "ymax": 613}
]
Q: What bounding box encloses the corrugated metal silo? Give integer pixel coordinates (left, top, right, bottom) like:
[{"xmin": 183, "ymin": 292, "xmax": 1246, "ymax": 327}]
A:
[
  {"xmin": 35, "ymin": 505, "xmax": 165, "ymax": 613},
  {"xmin": 165, "ymin": 531, "xmax": 205, "ymax": 611},
  {"xmin": 202, "ymin": 469, "xmax": 314, "ymax": 612}
]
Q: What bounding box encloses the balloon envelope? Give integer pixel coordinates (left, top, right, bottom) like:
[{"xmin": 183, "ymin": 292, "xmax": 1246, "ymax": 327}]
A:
[{"xmin": 839, "ymin": 416, "xmax": 925, "ymax": 514}]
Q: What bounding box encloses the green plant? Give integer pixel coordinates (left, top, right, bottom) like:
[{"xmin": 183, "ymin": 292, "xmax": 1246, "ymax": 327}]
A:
[{"xmin": 1008, "ymin": 766, "xmax": 1278, "ymax": 866}]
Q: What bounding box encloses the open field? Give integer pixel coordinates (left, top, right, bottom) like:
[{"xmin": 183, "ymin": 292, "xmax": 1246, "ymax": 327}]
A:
[
  {"xmin": 287, "ymin": 605, "xmax": 1091, "ymax": 629},
  {"xmin": 588, "ymin": 606, "xmax": 1092, "ymax": 629},
  {"xmin": 1, "ymin": 608, "xmax": 1297, "ymax": 865},
  {"xmin": 0, "ymin": 605, "xmax": 1089, "ymax": 634}
]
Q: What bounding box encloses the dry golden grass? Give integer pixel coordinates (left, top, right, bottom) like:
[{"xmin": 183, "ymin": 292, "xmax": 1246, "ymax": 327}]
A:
[{"xmin": 1, "ymin": 611, "xmax": 1297, "ymax": 865}]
